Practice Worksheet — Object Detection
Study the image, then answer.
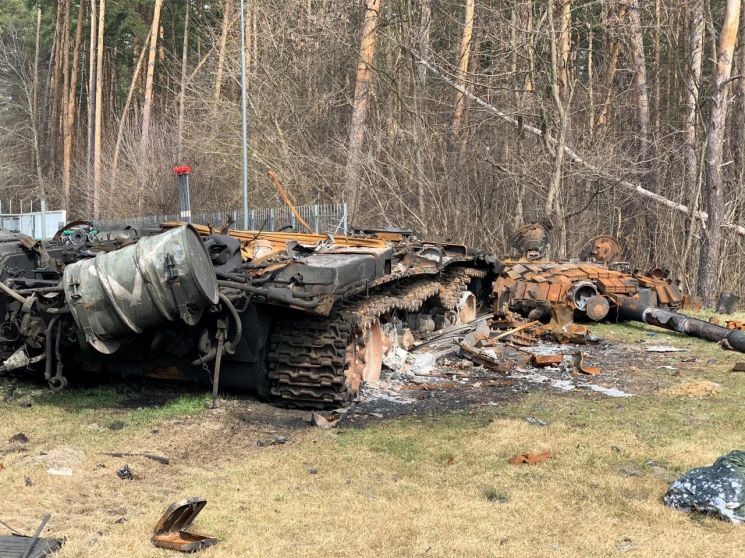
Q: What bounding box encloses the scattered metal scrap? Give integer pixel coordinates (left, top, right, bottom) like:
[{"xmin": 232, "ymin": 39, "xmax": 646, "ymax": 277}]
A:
[
  {"xmin": 101, "ymin": 452, "xmax": 170, "ymax": 465},
  {"xmin": 531, "ymin": 354, "xmax": 563, "ymax": 367},
  {"xmin": 0, "ymin": 514, "xmax": 62, "ymax": 558},
  {"xmin": 151, "ymin": 498, "xmax": 218, "ymax": 553},
  {"xmin": 459, "ymin": 342, "xmax": 509, "ymax": 373},
  {"xmin": 508, "ymin": 451, "xmax": 553, "ymax": 465},
  {"xmin": 572, "ymin": 352, "xmax": 600, "ymax": 376}
]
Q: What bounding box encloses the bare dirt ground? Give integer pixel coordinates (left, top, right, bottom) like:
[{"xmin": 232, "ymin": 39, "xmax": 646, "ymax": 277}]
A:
[{"xmin": 1, "ymin": 319, "xmax": 745, "ymax": 557}]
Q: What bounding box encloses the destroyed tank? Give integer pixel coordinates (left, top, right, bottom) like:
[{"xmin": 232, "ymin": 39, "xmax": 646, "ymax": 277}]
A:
[
  {"xmin": 495, "ymin": 232, "xmax": 684, "ymax": 323},
  {"xmin": 0, "ymin": 222, "xmax": 499, "ymax": 408},
  {"xmin": 495, "ymin": 228, "xmax": 745, "ymax": 352}
]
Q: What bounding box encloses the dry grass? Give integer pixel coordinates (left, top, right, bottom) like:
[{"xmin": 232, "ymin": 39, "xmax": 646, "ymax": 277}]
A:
[{"xmin": 2, "ymin": 321, "xmax": 745, "ymax": 557}]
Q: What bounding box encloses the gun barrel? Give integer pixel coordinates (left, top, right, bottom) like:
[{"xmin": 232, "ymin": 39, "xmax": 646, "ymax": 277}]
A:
[{"xmin": 618, "ymin": 298, "xmax": 745, "ymax": 353}]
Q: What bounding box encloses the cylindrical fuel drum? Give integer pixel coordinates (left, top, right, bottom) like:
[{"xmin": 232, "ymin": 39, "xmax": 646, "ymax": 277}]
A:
[{"xmin": 63, "ymin": 225, "xmax": 219, "ymax": 354}]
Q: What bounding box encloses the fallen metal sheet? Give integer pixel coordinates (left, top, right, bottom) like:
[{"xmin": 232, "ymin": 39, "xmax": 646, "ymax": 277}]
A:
[
  {"xmin": 645, "ymin": 345, "xmax": 688, "ymax": 353},
  {"xmin": 151, "ymin": 498, "xmax": 218, "ymax": 553},
  {"xmin": 459, "ymin": 343, "xmax": 511, "ymax": 373},
  {"xmin": 531, "ymin": 354, "xmax": 564, "ymax": 367},
  {"xmin": 572, "ymin": 352, "xmax": 600, "ymax": 375},
  {"xmin": 0, "ymin": 536, "xmax": 62, "ymax": 558}
]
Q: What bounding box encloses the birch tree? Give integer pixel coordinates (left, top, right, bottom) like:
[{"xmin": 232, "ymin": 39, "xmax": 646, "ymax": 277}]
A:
[
  {"xmin": 698, "ymin": 0, "xmax": 741, "ymax": 303},
  {"xmin": 344, "ymin": 0, "xmax": 382, "ymax": 214}
]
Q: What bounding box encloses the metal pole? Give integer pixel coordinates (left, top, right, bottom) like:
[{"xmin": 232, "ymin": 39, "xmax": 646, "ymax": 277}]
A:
[
  {"xmin": 239, "ymin": 0, "xmax": 249, "ymax": 229},
  {"xmin": 40, "ymin": 198, "xmax": 47, "ymax": 239}
]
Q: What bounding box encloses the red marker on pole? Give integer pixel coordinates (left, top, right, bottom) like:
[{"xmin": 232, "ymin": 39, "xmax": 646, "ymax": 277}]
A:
[{"xmin": 172, "ymin": 165, "xmax": 192, "ymax": 223}]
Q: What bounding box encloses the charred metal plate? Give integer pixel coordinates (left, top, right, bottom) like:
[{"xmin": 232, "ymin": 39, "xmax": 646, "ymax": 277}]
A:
[
  {"xmin": 152, "ymin": 498, "xmax": 218, "ymax": 553},
  {"xmin": 0, "ymin": 535, "xmax": 63, "ymax": 558}
]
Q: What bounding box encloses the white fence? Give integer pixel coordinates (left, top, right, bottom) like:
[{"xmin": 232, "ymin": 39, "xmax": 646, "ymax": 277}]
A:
[
  {"xmin": 0, "ymin": 210, "xmax": 67, "ymax": 240},
  {"xmin": 95, "ymin": 203, "xmax": 348, "ymax": 235}
]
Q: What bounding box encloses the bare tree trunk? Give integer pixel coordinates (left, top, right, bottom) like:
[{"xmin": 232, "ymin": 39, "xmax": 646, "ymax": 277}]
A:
[
  {"xmin": 628, "ymin": 0, "xmax": 653, "ymax": 190},
  {"xmin": 252, "ymin": 9, "xmax": 258, "ymax": 70},
  {"xmin": 49, "ymin": 0, "xmax": 68, "ymax": 175},
  {"xmin": 546, "ymin": 0, "xmax": 571, "ymax": 258},
  {"xmin": 697, "ymin": 0, "xmax": 741, "ymax": 303},
  {"xmin": 587, "ymin": 23, "xmax": 594, "ymax": 136},
  {"xmin": 511, "ymin": 1, "xmax": 532, "ymax": 227},
  {"xmin": 653, "ymin": 0, "xmax": 662, "ymax": 135},
  {"xmin": 214, "ymin": 0, "xmax": 234, "ymax": 104},
  {"xmin": 177, "ymin": 1, "xmax": 191, "ymax": 159},
  {"xmin": 112, "ymin": 31, "xmax": 151, "ymax": 181},
  {"xmin": 417, "ymin": 0, "xmax": 431, "ymax": 86},
  {"xmin": 63, "ymin": 0, "xmax": 85, "ymax": 210},
  {"xmin": 733, "ymin": 3, "xmax": 745, "ymax": 188},
  {"xmin": 31, "ymin": 6, "xmax": 42, "ymax": 179},
  {"xmin": 93, "ymin": 0, "xmax": 106, "ymax": 219},
  {"xmin": 60, "ymin": 0, "xmax": 71, "ymax": 140},
  {"xmin": 344, "ymin": 0, "xmax": 382, "ymax": 215},
  {"xmin": 452, "ymin": 0, "xmax": 475, "ymax": 137},
  {"xmin": 684, "ymin": 0, "xmax": 704, "ymax": 215},
  {"xmin": 140, "ymin": 0, "xmax": 164, "ymax": 157},
  {"xmin": 32, "ymin": 7, "xmax": 41, "ymax": 120},
  {"xmin": 244, "ymin": 1, "xmax": 252, "ymax": 96},
  {"xmin": 87, "ymin": 0, "xmax": 98, "ymax": 208},
  {"xmin": 627, "ymin": 0, "xmax": 657, "ymax": 262},
  {"xmin": 596, "ymin": 3, "xmax": 627, "ymax": 128},
  {"xmin": 557, "ymin": 0, "xmax": 571, "ymax": 96}
]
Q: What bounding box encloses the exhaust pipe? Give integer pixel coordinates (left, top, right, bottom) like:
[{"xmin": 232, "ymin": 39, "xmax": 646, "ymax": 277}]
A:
[{"xmin": 618, "ymin": 297, "xmax": 745, "ymax": 353}]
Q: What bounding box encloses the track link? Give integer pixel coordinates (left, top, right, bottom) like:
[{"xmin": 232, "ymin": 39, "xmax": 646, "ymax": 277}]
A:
[{"xmin": 266, "ymin": 267, "xmax": 485, "ymax": 408}]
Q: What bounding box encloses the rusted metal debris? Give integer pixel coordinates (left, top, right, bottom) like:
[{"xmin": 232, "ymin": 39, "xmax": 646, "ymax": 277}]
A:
[
  {"xmin": 579, "ymin": 235, "xmax": 622, "ymax": 264},
  {"xmin": 151, "ymin": 498, "xmax": 218, "ymax": 553},
  {"xmin": 492, "ymin": 229, "xmax": 745, "ymax": 354},
  {"xmin": 494, "ymin": 233, "xmax": 684, "ymax": 332},
  {"xmin": 572, "ymin": 352, "xmax": 600, "ymax": 376},
  {"xmin": 508, "ymin": 451, "xmax": 553, "ymax": 465},
  {"xmin": 493, "ymin": 320, "xmax": 540, "ymax": 341},
  {"xmin": 543, "ymin": 304, "xmax": 594, "ymax": 344},
  {"xmin": 508, "ymin": 222, "xmax": 551, "ymax": 260},
  {"xmin": 530, "ymin": 354, "xmax": 564, "ymax": 367},
  {"xmin": 459, "ymin": 342, "xmax": 511, "ymax": 373}
]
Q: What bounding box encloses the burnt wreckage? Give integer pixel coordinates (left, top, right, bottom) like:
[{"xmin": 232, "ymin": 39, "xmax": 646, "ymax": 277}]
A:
[
  {"xmin": 1, "ymin": 220, "xmax": 743, "ymax": 409},
  {"xmin": 0, "ymin": 224, "xmax": 498, "ymax": 408},
  {"xmin": 494, "ymin": 228, "xmax": 745, "ymax": 352}
]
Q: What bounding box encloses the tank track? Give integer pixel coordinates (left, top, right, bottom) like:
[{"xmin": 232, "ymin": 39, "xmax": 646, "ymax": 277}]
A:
[{"xmin": 266, "ymin": 266, "xmax": 485, "ymax": 408}]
